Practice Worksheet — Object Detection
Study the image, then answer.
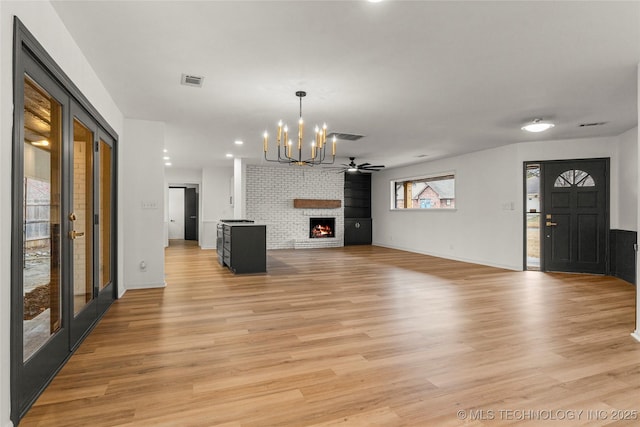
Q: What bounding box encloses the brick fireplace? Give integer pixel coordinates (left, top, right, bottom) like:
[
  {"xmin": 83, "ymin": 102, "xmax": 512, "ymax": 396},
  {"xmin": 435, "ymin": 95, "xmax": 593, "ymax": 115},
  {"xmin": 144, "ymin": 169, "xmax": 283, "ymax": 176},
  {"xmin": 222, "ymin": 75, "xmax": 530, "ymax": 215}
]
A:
[{"xmin": 246, "ymin": 165, "xmax": 344, "ymax": 249}]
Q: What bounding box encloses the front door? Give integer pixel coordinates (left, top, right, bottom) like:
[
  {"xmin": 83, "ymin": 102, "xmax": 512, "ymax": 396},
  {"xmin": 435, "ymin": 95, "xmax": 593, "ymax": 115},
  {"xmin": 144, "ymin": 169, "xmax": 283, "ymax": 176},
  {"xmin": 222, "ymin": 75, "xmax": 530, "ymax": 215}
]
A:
[{"xmin": 542, "ymin": 159, "xmax": 609, "ymax": 274}]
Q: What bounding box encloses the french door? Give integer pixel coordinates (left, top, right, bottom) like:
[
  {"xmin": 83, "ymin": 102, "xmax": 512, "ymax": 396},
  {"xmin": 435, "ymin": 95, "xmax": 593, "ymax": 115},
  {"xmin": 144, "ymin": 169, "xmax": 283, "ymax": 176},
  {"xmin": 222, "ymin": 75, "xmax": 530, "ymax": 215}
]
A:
[
  {"xmin": 68, "ymin": 105, "xmax": 115, "ymax": 344},
  {"xmin": 12, "ymin": 26, "xmax": 117, "ymax": 423}
]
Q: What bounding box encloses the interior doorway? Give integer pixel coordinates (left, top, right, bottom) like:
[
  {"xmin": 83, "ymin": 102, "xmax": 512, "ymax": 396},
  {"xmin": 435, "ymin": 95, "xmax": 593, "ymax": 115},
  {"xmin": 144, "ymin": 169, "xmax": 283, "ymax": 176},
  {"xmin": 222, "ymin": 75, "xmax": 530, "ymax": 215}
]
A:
[
  {"xmin": 168, "ymin": 185, "xmax": 199, "ymax": 243},
  {"xmin": 524, "ymin": 159, "xmax": 609, "ymax": 274},
  {"xmin": 168, "ymin": 188, "xmax": 185, "ymax": 240}
]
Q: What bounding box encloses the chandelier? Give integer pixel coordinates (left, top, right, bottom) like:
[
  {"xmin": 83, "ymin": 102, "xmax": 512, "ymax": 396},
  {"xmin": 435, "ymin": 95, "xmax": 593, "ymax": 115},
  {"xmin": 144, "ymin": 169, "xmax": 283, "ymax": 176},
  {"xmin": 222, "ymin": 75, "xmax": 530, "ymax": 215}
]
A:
[{"xmin": 263, "ymin": 91, "xmax": 336, "ymax": 166}]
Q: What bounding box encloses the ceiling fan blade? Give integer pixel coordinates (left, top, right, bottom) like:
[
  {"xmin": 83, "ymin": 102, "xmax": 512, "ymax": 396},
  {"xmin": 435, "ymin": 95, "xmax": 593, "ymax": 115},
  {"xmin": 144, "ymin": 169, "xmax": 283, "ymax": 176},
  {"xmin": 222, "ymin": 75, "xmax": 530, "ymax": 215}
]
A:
[
  {"xmin": 362, "ymin": 165, "xmax": 385, "ymax": 169},
  {"xmin": 358, "ymin": 163, "xmax": 371, "ymax": 167}
]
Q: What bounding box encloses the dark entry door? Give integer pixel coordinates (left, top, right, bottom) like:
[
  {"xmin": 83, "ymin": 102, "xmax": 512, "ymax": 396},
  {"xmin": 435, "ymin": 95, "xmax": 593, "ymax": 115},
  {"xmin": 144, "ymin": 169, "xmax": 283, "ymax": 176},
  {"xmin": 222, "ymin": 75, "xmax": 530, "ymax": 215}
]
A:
[
  {"xmin": 184, "ymin": 187, "xmax": 198, "ymax": 241},
  {"xmin": 542, "ymin": 159, "xmax": 609, "ymax": 274}
]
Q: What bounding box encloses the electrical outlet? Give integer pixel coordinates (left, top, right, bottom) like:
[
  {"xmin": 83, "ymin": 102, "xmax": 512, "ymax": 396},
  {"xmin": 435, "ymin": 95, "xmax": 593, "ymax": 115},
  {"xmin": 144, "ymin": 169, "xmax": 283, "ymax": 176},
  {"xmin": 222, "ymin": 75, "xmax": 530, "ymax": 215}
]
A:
[{"xmin": 140, "ymin": 260, "xmax": 147, "ymax": 271}]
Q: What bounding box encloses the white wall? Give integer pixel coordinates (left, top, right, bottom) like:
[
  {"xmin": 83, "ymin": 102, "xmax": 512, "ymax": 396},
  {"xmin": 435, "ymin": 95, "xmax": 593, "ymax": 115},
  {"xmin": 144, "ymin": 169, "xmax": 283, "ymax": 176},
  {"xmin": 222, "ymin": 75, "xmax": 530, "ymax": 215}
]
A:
[
  {"xmin": 617, "ymin": 127, "xmax": 638, "ymax": 231},
  {"xmin": 201, "ymin": 167, "xmax": 233, "ymax": 249},
  {"xmin": 121, "ymin": 119, "xmax": 166, "ymax": 290},
  {"xmin": 246, "ymin": 165, "xmax": 345, "ymax": 249},
  {"xmin": 373, "ymin": 144, "xmax": 521, "ymax": 270},
  {"xmin": 0, "ymin": 2, "xmax": 125, "ymax": 426},
  {"xmin": 373, "ymin": 134, "xmax": 634, "ymax": 271}
]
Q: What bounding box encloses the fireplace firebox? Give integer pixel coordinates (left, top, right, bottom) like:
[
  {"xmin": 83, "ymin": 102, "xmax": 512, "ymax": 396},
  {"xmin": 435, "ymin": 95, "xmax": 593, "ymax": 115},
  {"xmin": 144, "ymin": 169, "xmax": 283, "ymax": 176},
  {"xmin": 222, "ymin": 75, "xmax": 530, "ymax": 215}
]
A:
[{"xmin": 309, "ymin": 217, "xmax": 335, "ymax": 238}]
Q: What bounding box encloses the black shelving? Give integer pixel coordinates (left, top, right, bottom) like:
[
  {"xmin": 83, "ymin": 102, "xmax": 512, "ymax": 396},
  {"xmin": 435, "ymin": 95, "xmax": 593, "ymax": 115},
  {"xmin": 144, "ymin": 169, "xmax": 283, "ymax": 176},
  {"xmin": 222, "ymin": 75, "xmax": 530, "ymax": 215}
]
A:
[{"xmin": 344, "ymin": 173, "xmax": 372, "ymax": 245}]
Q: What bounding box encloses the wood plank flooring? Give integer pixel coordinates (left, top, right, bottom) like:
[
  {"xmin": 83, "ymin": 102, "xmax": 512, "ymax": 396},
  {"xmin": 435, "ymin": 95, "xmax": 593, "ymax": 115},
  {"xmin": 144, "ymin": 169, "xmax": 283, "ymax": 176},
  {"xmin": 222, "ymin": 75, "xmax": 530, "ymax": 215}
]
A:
[{"xmin": 21, "ymin": 242, "xmax": 640, "ymax": 426}]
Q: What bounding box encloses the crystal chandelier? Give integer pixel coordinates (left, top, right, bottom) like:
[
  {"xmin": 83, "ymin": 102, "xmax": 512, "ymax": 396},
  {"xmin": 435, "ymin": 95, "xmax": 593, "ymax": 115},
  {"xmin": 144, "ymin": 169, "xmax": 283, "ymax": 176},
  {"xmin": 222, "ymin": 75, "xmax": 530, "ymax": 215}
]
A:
[{"xmin": 263, "ymin": 91, "xmax": 336, "ymax": 166}]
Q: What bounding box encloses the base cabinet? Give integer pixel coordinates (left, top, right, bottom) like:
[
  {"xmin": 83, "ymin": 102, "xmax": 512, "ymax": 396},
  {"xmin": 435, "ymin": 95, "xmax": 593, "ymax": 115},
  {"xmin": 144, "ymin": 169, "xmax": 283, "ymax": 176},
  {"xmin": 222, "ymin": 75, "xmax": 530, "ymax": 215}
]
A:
[
  {"xmin": 222, "ymin": 224, "xmax": 266, "ymax": 274},
  {"xmin": 345, "ymin": 218, "xmax": 372, "ymax": 245}
]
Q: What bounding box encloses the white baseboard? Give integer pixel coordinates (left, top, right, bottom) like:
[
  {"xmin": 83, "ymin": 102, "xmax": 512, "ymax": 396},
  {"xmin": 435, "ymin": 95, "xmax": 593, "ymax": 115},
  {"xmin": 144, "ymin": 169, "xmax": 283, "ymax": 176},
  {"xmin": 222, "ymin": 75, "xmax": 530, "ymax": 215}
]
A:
[
  {"xmin": 631, "ymin": 331, "xmax": 640, "ymax": 343},
  {"xmin": 372, "ymin": 242, "xmax": 521, "ymax": 271},
  {"xmin": 124, "ymin": 281, "xmax": 167, "ymax": 291},
  {"xmin": 3, "ymin": 419, "xmax": 15, "ymax": 427}
]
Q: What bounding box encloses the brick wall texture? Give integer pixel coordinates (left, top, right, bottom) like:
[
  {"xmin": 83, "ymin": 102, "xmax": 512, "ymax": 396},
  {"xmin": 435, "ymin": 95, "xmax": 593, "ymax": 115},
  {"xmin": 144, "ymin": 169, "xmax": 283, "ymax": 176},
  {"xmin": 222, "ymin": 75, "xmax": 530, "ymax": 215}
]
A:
[{"xmin": 246, "ymin": 165, "xmax": 344, "ymax": 249}]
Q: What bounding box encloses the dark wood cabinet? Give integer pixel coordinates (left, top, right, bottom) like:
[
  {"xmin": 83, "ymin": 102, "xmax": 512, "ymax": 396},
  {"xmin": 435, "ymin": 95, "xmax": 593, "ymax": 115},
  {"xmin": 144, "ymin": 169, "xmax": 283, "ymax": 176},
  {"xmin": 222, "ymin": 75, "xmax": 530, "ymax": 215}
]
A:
[
  {"xmin": 221, "ymin": 223, "xmax": 266, "ymax": 274},
  {"xmin": 344, "ymin": 173, "xmax": 372, "ymax": 245},
  {"xmin": 345, "ymin": 218, "xmax": 372, "ymax": 245}
]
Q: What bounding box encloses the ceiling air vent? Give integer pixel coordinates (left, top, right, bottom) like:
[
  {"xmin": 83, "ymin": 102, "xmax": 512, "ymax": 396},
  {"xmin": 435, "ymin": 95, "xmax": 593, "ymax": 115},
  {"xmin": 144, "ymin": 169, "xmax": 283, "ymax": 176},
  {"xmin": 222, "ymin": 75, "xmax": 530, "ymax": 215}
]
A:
[
  {"xmin": 180, "ymin": 74, "xmax": 204, "ymax": 88},
  {"xmin": 326, "ymin": 132, "xmax": 364, "ymax": 141},
  {"xmin": 579, "ymin": 122, "xmax": 607, "ymax": 127}
]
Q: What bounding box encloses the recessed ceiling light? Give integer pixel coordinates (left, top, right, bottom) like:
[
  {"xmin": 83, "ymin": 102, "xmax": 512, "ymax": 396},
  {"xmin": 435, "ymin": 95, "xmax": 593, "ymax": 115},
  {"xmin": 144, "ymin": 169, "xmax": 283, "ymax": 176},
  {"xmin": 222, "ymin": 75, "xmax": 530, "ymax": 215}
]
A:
[
  {"xmin": 165, "ymin": 162, "xmax": 172, "ymax": 166},
  {"xmin": 368, "ymin": 0, "xmax": 383, "ymax": 3},
  {"xmin": 234, "ymin": 140, "xmax": 243, "ymax": 145},
  {"xmin": 163, "ymin": 149, "xmax": 168, "ymax": 153},
  {"xmin": 163, "ymin": 156, "xmax": 170, "ymax": 160},
  {"xmin": 522, "ymin": 118, "xmax": 555, "ymax": 133},
  {"xmin": 226, "ymin": 153, "xmax": 233, "ymax": 158},
  {"xmin": 31, "ymin": 140, "xmax": 49, "ymax": 147}
]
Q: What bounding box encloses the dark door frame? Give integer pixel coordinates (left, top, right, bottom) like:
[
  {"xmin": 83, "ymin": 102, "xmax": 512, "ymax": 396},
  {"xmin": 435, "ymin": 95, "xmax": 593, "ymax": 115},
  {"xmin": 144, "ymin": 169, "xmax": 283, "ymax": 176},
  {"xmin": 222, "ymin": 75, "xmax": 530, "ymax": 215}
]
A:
[
  {"xmin": 11, "ymin": 18, "xmax": 119, "ymax": 424},
  {"xmin": 523, "ymin": 158, "xmax": 610, "ymax": 273},
  {"xmin": 168, "ymin": 185, "xmax": 199, "ymax": 242},
  {"xmin": 184, "ymin": 187, "xmax": 199, "ymax": 241}
]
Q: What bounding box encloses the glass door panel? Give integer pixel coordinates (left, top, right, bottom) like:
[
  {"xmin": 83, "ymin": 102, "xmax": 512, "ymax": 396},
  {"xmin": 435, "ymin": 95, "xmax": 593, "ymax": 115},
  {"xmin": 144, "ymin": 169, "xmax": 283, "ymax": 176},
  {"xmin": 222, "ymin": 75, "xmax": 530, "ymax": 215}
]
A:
[
  {"xmin": 71, "ymin": 119, "xmax": 94, "ymax": 315},
  {"xmin": 99, "ymin": 139, "xmax": 112, "ymax": 290},
  {"xmin": 22, "ymin": 76, "xmax": 62, "ymax": 362}
]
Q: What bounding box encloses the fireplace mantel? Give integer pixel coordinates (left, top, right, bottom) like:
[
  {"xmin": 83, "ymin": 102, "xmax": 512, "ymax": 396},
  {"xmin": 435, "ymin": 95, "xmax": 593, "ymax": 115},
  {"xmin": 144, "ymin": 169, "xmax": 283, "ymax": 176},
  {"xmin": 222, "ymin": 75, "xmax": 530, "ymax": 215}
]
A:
[{"xmin": 293, "ymin": 199, "xmax": 341, "ymax": 209}]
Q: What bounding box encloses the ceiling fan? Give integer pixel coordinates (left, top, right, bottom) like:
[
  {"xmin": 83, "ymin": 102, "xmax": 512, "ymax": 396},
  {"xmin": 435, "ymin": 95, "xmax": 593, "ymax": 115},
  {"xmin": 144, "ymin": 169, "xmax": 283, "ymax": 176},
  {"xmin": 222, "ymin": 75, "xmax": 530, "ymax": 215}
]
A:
[{"xmin": 341, "ymin": 157, "xmax": 385, "ymax": 173}]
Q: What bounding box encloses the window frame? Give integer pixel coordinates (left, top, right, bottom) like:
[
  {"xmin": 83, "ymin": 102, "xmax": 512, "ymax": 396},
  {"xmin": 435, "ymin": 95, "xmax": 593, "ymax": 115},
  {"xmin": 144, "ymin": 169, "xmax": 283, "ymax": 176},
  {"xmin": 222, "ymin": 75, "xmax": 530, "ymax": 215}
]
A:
[{"xmin": 389, "ymin": 171, "xmax": 457, "ymax": 211}]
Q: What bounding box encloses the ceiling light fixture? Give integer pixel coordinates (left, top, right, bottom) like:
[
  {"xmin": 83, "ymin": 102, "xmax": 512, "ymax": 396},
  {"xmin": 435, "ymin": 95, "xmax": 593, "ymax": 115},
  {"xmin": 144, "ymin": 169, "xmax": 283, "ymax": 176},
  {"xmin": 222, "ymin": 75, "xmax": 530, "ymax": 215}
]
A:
[
  {"xmin": 31, "ymin": 140, "xmax": 49, "ymax": 147},
  {"xmin": 521, "ymin": 118, "xmax": 555, "ymax": 133},
  {"xmin": 165, "ymin": 162, "xmax": 172, "ymax": 166},
  {"xmin": 225, "ymin": 153, "xmax": 233, "ymax": 158},
  {"xmin": 263, "ymin": 91, "xmax": 336, "ymax": 166},
  {"xmin": 234, "ymin": 140, "xmax": 243, "ymax": 145}
]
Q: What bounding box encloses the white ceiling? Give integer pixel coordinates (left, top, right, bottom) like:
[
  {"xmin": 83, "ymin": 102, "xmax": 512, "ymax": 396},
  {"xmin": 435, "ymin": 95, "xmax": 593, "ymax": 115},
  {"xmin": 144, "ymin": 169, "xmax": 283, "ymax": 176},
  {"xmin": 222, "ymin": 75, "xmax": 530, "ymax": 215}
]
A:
[{"xmin": 51, "ymin": 0, "xmax": 640, "ymax": 170}]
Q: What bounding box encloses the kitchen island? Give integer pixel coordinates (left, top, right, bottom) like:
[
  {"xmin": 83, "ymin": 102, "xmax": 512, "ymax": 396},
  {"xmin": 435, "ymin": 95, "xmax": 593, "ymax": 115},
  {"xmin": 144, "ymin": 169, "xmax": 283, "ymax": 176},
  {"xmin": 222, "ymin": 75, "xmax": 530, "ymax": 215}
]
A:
[{"xmin": 216, "ymin": 220, "xmax": 266, "ymax": 274}]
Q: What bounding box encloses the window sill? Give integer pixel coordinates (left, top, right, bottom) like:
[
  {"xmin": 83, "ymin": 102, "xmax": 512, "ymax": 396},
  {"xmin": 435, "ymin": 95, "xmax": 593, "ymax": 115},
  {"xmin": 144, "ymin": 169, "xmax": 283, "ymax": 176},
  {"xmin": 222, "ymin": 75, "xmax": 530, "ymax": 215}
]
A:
[{"xmin": 389, "ymin": 208, "xmax": 457, "ymax": 212}]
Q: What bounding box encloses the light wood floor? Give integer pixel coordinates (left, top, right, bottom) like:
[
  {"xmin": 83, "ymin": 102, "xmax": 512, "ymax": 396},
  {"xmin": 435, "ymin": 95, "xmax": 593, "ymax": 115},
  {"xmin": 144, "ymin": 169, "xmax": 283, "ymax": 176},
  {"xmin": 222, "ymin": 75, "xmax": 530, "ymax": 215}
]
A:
[{"xmin": 21, "ymin": 242, "xmax": 640, "ymax": 426}]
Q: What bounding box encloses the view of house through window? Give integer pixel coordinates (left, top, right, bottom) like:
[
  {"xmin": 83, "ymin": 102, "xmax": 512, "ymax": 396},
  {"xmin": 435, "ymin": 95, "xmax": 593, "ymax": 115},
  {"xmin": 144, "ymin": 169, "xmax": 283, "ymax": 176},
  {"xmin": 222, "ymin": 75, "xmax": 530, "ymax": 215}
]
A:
[{"xmin": 392, "ymin": 173, "xmax": 455, "ymax": 209}]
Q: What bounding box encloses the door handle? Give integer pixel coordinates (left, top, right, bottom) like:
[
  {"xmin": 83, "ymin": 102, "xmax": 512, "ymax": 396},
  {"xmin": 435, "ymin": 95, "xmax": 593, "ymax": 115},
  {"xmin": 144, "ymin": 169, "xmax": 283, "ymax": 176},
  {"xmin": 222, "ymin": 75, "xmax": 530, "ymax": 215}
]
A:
[
  {"xmin": 546, "ymin": 221, "xmax": 557, "ymax": 227},
  {"xmin": 69, "ymin": 230, "xmax": 85, "ymax": 239}
]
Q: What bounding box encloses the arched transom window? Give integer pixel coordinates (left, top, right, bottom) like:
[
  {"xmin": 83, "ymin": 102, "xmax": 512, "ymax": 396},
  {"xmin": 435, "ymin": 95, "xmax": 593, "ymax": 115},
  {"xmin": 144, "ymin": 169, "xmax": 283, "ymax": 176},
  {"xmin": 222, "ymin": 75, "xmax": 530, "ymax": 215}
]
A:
[{"xmin": 554, "ymin": 169, "xmax": 595, "ymax": 188}]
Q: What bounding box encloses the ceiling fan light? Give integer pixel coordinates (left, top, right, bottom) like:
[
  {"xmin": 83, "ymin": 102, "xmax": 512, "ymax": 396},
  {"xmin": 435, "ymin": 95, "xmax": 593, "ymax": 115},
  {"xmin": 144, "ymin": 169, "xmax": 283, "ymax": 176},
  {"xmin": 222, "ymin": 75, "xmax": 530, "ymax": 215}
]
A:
[
  {"xmin": 347, "ymin": 167, "xmax": 358, "ymax": 172},
  {"xmin": 522, "ymin": 119, "xmax": 555, "ymax": 133}
]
